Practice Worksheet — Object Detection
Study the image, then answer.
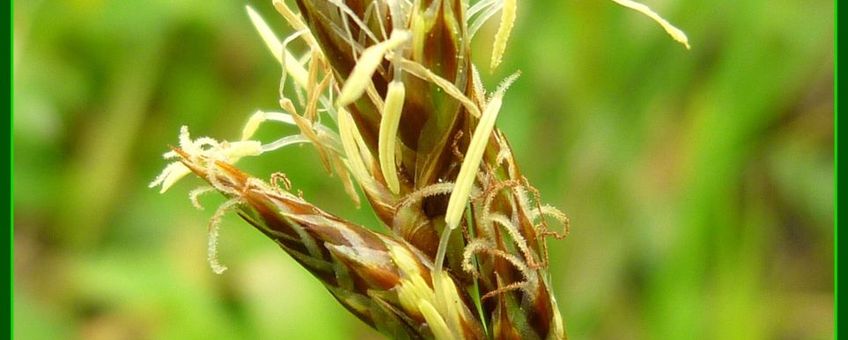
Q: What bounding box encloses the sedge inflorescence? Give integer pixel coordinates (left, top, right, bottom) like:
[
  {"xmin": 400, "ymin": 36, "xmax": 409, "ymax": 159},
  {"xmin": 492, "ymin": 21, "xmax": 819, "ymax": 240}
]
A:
[{"xmin": 151, "ymin": 0, "xmax": 686, "ymax": 338}]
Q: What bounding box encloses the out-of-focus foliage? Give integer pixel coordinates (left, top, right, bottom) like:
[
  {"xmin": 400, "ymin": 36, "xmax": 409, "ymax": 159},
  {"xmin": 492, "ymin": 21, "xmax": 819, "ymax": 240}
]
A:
[{"xmin": 13, "ymin": 0, "xmax": 833, "ymax": 339}]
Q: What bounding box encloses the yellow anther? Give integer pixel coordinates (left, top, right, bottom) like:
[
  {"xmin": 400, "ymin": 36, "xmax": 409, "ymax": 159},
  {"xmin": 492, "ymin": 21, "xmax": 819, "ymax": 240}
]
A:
[
  {"xmin": 490, "ymin": 0, "xmax": 517, "ymax": 70},
  {"xmin": 611, "ymin": 0, "xmax": 690, "ymax": 49},
  {"xmin": 378, "ymin": 81, "xmax": 406, "ymax": 194},
  {"xmin": 337, "ymin": 30, "xmax": 411, "ymax": 107}
]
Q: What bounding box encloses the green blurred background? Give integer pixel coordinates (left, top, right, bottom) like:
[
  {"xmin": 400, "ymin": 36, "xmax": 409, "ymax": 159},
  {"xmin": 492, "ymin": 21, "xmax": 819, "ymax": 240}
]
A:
[{"xmin": 13, "ymin": 0, "xmax": 833, "ymax": 339}]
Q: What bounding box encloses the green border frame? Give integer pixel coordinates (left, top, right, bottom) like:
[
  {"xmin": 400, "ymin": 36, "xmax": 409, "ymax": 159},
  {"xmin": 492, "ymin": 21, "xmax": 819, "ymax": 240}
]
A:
[
  {"xmin": 5, "ymin": 0, "xmax": 13, "ymax": 336},
  {"xmin": 836, "ymin": 0, "xmax": 842, "ymax": 336},
  {"xmin": 2, "ymin": 1, "xmax": 840, "ymax": 338}
]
